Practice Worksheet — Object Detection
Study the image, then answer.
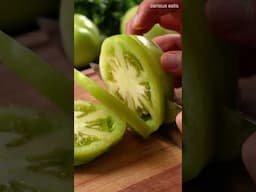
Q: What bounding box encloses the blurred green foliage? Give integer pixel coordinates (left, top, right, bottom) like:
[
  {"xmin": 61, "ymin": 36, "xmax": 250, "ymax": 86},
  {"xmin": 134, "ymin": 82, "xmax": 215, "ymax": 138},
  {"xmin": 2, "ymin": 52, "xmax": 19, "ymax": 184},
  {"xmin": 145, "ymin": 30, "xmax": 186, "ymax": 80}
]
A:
[{"xmin": 75, "ymin": 0, "xmax": 142, "ymax": 36}]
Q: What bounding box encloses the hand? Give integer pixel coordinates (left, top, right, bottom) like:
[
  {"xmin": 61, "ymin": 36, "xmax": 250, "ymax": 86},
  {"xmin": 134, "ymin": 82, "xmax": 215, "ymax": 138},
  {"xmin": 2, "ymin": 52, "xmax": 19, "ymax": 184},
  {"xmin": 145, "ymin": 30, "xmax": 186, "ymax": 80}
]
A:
[
  {"xmin": 126, "ymin": 0, "xmax": 181, "ymax": 34},
  {"xmin": 153, "ymin": 34, "xmax": 182, "ymax": 88},
  {"xmin": 126, "ymin": 0, "xmax": 182, "ymax": 131},
  {"xmin": 153, "ymin": 34, "xmax": 182, "ymax": 132}
]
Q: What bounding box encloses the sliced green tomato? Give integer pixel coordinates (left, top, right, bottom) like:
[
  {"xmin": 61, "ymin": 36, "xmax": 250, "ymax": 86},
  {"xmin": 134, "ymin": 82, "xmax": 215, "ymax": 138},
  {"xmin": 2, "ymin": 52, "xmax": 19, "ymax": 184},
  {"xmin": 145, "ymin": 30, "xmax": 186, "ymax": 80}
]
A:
[
  {"xmin": 99, "ymin": 35, "xmax": 173, "ymax": 135},
  {"xmin": 74, "ymin": 100, "xmax": 125, "ymax": 165},
  {"xmin": 74, "ymin": 69, "xmax": 152, "ymax": 138}
]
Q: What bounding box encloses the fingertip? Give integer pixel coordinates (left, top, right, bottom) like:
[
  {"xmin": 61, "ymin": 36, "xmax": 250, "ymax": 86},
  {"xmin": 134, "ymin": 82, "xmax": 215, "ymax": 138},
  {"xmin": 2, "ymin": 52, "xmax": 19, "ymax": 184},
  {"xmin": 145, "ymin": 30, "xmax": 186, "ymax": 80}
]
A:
[
  {"xmin": 125, "ymin": 19, "xmax": 133, "ymax": 34},
  {"xmin": 176, "ymin": 112, "xmax": 182, "ymax": 132},
  {"xmin": 131, "ymin": 4, "xmax": 159, "ymax": 34},
  {"xmin": 132, "ymin": 14, "xmax": 143, "ymax": 30},
  {"xmin": 126, "ymin": 17, "xmax": 145, "ymax": 35}
]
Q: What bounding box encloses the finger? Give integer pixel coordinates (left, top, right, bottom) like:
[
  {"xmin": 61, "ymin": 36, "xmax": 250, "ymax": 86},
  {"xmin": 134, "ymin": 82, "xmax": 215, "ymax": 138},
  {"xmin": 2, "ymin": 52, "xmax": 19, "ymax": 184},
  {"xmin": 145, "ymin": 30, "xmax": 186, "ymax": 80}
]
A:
[
  {"xmin": 128, "ymin": 0, "xmax": 181, "ymax": 34},
  {"xmin": 161, "ymin": 51, "xmax": 182, "ymax": 75},
  {"xmin": 176, "ymin": 112, "xmax": 182, "ymax": 132},
  {"xmin": 159, "ymin": 13, "xmax": 182, "ymax": 32},
  {"xmin": 161, "ymin": 51, "xmax": 182, "ymax": 87},
  {"xmin": 126, "ymin": 17, "xmax": 145, "ymax": 35},
  {"xmin": 153, "ymin": 35, "xmax": 182, "ymax": 88},
  {"xmin": 153, "ymin": 34, "xmax": 182, "ymax": 51},
  {"xmin": 126, "ymin": 13, "xmax": 181, "ymax": 34}
]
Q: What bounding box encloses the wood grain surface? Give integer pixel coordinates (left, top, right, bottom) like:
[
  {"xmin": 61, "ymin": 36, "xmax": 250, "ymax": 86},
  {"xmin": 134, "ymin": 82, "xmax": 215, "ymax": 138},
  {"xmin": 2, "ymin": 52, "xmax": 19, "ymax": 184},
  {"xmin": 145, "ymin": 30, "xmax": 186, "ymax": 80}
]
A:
[{"xmin": 74, "ymin": 69, "xmax": 182, "ymax": 192}]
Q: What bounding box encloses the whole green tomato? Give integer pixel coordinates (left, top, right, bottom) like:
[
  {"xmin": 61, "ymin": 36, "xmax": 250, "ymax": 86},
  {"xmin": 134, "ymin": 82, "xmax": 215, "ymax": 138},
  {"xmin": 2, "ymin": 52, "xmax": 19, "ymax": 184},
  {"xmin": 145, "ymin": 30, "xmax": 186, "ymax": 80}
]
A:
[
  {"xmin": 74, "ymin": 14, "xmax": 101, "ymax": 68},
  {"xmin": 121, "ymin": 6, "xmax": 176, "ymax": 39}
]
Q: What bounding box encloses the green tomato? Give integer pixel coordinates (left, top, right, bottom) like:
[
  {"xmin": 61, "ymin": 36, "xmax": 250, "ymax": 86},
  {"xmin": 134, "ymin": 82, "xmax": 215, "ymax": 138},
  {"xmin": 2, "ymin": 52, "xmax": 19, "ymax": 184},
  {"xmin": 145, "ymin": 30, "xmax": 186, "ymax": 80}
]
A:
[
  {"xmin": 74, "ymin": 100, "xmax": 125, "ymax": 165},
  {"xmin": 74, "ymin": 14, "xmax": 101, "ymax": 68},
  {"xmin": 74, "ymin": 35, "xmax": 173, "ymax": 138},
  {"xmin": 0, "ymin": 0, "xmax": 59, "ymax": 33},
  {"xmin": 100, "ymin": 35, "xmax": 172, "ymax": 136},
  {"xmin": 121, "ymin": 6, "xmax": 176, "ymax": 39},
  {"xmin": 74, "ymin": 69, "xmax": 153, "ymax": 138}
]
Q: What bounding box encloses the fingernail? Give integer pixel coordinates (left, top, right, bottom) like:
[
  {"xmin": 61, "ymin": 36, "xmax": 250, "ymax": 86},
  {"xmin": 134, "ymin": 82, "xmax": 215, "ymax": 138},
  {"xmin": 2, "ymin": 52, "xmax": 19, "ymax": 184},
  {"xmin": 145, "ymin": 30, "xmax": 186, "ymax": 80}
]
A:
[
  {"xmin": 133, "ymin": 14, "xmax": 143, "ymax": 30},
  {"xmin": 176, "ymin": 112, "xmax": 182, "ymax": 132},
  {"xmin": 133, "ymin": 15, "xmax": 139, "ymax": 27},
  {"xmin": 126, "ymin": 21, "xmax": 131, "ymax": 34}
]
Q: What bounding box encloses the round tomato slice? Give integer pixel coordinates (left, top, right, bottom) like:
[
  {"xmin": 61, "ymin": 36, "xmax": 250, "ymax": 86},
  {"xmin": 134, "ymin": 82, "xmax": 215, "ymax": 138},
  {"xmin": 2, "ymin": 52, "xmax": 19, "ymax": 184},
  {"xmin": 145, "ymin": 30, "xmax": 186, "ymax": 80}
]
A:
[
  {"xmin": 74, "ymin": 100, "xmax": 125, "ymax": 166},
  {"xmin": 99, "ymin": 35, "xmax": 173, "ymax": 135}
]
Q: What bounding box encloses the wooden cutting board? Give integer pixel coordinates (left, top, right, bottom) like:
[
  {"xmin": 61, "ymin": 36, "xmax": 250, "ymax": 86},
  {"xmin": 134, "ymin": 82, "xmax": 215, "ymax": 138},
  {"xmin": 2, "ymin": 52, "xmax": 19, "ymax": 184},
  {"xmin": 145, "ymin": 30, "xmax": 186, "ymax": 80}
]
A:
[{"xmin": 74, "ymin": 69, "xmax": 182, "ymax": 192}]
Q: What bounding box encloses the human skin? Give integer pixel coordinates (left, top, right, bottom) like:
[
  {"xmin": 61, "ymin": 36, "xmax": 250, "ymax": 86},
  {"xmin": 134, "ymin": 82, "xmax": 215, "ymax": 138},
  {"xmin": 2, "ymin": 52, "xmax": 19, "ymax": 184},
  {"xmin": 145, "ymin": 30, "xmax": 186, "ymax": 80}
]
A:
[
  {"xmin": 126, "ymin": 0, "xmax": 256, "ymax": 183},
  {"xmin": 127, "ymin": 0, "xmax": 182, "ymax": 129},
  {"xmin": 127, "ymin": 0, "xmax": 256, "ymax": 80}
]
